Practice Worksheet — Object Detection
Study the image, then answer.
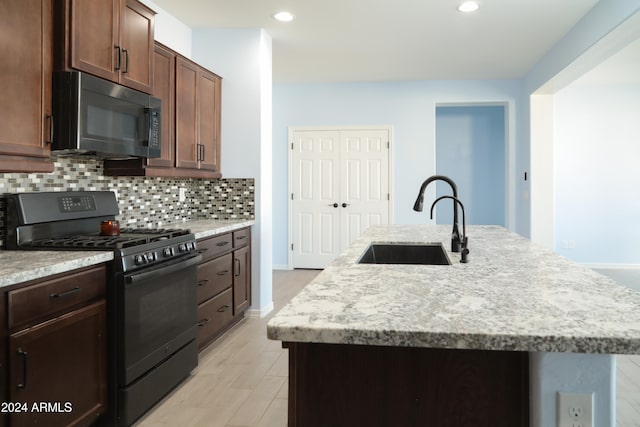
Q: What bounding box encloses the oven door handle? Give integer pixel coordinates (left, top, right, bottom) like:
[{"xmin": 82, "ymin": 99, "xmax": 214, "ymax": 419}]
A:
[{"xmin": 125, "ymin": 254, "xmax": 202, "ymax": 285}]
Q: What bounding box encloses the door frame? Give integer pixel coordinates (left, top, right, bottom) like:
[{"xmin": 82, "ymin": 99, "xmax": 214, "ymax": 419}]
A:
[{"xmin": 287, "ymin": 125, "xmax": 394, "ymax": 270}]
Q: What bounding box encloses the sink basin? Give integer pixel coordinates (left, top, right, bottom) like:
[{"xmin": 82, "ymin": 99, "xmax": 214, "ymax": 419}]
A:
[{"xmin": 357, "ymin": 243, "xmax": 451, "ymax": 265}]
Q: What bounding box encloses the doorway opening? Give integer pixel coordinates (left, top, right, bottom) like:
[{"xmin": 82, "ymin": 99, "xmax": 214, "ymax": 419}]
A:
[{"xmin": 435, "ymin": 104, "xmax": 507, "ymax": 226}]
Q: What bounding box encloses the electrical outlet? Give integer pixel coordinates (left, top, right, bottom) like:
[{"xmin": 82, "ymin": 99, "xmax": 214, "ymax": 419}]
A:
[{"xmin": 557, "ymin": 392, "xmax": 593, "ymax": 427}]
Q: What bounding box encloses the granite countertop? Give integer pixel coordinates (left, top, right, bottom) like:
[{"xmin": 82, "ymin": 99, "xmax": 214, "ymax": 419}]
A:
[
  {"xmin": 0, "ymin": 218, "xmax": 254, "ymax": 289},
  {"xmin": 267, "ymin": 224, "xmax": 640, "ymax": 354}
]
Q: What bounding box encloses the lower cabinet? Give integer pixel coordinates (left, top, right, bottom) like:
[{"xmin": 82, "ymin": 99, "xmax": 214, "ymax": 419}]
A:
[
  {"xmin": 196, "ymin": 227, "xmax": 251, "ymax": 350},
  {"xmin": 2, "ymin": 265, "xmax": 108, "ymax": 427}
]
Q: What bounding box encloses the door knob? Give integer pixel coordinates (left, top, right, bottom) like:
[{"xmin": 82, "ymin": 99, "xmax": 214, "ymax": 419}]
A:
[
  {"xmin": 329, "ymin": 203, "xmax": 338, "ymax": 208},
  {"xmin": 342, "ymin": 203, "xmax": 350, "ymax": 208}
]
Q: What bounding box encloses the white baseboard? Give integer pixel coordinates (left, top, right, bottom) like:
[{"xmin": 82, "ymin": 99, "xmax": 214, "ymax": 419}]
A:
[
  {"xmin": 583, "ymin": 263, "xmax": 640, "ymax": 270},
  {"xmin": 246, "ymin": 301, "xmax": 274, "ymax": 318},
  {"xmin": 272, "ymin": 264, "xmax": 292, "ymax": 270}
]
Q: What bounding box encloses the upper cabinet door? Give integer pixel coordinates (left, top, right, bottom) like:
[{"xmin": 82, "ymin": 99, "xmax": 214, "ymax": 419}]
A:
[
  {"xmin": 197, "ymin": 69, "xmax": 221, "ymax": 173},
  {"xmin": 119, "ymin": 0, "xmax": 154, "ymax": 93},
  {"xmin": 61, "ymin": 0, "xmax": 154, "ymax": 93},
  {"xmin": 175, "ymin": 57, "xmax": 200, "ymax": 170},
  {"xmin": 69, "ymin": 0, "xmax": 120, "ymax": 83},
  {"xmin": 0, "ymin": 0, "xmax": 54, "ymax": 173}
]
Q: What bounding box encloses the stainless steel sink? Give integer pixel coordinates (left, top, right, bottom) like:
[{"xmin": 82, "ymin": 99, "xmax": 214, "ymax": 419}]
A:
[{"xmin": 357, "ymin": 243, "xmax": 451, "ymax": 265}]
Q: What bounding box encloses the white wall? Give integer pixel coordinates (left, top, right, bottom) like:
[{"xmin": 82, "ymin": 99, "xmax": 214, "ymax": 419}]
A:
[
  {"xmin": 273, "ymin": 80, "xmax": 521, "ymax": 267},
  {"xmin": 139, "ymin": 0, "xmax": 192, "ymax": 56},
  {"xmin": 524, "ymin": 2, "xmax": 640, "ymax": 425},
  {"xmin": 554, "ymin": 83, "xmax": 640, "ymax": 265},
  {"xmin": 192, "ymin": 29, "xmax": 274, "ymax": 317}
]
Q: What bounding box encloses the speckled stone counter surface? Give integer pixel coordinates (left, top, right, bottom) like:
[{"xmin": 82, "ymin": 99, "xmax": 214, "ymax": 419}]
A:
[
  {"xmin": 0, "ymin": 251, "xmax": 114, "ymax": 288},
  {"xmin": 171, "ymin": 219, "xmax": 255, "ymax": 240},
  {"xmin": 267, "ymin": 224, "xmax": 640, "ymax": 354},
  {"xmin": 0, "ymin": 219, "xmax": 254, "ymax": 289}
]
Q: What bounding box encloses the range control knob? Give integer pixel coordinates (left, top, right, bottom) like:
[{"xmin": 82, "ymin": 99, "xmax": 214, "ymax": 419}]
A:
[
  {"xmin": 134, "ymin": 254, "xmax": 147, "ymax": 265},
  {"xmin": 178, "ymin": 243, "xmax": 187, "ymax": 253},
  {"xmin": 163, "ymin": 247, "xmax": 174, "ymax": 257}
]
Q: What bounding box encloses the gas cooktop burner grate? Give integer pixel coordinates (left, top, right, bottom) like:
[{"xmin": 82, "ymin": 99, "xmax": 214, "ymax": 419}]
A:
[{"xmin": 24, "ymin": 228, "xmax": 193, "ymax": 250}]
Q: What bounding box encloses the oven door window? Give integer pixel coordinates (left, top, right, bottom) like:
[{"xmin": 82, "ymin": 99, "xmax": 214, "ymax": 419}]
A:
[{"xmin": 119, "ymin": 255, "xmax": 199, "ymax": 385}]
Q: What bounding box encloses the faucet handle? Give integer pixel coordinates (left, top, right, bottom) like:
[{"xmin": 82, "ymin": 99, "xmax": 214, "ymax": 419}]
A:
[{"xmin": 460, "ymin": 237, "xmax": 469, "ymax": 263}]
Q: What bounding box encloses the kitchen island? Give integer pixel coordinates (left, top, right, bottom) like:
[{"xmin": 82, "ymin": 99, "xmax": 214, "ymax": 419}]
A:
[{"xmin": 267, "ymin": 225, "xmax": 640, "ymax": 426}]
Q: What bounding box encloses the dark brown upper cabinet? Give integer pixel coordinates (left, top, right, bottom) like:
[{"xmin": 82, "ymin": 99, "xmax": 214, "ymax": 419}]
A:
[
  {"xmin": 54, "ymin": 0, "xmax": 155, "ymax": 94},
  {"xmin": 176, "ymin": 56, "xmax": 222, "ymax": 176},
  {"xmin": 0, "ymin": 0, "xmax": 55, "ymax": 173}
]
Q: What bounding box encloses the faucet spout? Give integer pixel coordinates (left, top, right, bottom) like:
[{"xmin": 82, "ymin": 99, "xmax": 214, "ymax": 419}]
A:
[
  {"xmin": 430, "ymin": 195, "xmax": 469, "ymax": 263},
  {"xmin": 413, "ymin": 175, "xmax": 461, "ymax": 252}
]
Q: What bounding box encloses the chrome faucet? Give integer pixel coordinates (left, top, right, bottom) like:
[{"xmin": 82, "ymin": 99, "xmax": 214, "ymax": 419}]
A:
[
  {"xmin": 413, "ymin": 175, "xmax": 461, "ymax": 252},
  {"xmin": 430, "ymin": 195, "xmax": 469, "ymax": 263}
]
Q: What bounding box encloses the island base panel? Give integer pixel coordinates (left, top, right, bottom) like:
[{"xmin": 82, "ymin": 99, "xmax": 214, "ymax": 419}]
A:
[{"xmin": 284, "ymin": 342, "xmax": 529, "ymax": 427}]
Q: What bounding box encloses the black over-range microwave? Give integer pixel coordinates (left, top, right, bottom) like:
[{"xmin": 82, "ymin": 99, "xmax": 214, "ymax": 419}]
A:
[{"xmin": 52, "ymin": 71, "xmax": 161, "ymax": 159}]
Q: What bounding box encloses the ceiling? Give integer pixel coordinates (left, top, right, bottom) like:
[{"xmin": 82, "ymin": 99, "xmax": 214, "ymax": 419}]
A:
[{"xmin": 151, "ymin": 0, "xmax": 603, "ymax": 84}]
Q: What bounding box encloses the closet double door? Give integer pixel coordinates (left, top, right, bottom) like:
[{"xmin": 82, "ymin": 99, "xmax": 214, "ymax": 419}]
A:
[{"xmin": 290, "ymin": 128, "xmax": 391, "ymax": 268}]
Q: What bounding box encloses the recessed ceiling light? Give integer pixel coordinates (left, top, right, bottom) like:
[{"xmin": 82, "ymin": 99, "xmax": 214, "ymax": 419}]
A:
[
  {"xmin": 457, "ymin": 1, "xmax": 480, "ymax": 13},
  {"xmin": 273, "ymin": 11, "xmax": 295, "ymax": 22}
]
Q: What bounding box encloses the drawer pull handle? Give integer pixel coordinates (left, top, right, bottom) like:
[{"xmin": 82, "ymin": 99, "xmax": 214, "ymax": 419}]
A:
[
  {"xmin": 235, "ymin": 236, "xmax": 247, "ymax": 240},
  {"xmin": 197, "ymin": 280, "xmax": 209, "ymax": 287},
  {"xmin": 216, "ymin": 241, "xmax": 230, "ymax": 247},
  {"xmin": 217, "ymin": 305, "xmax": 231, "ymax": 313},
  {"xmin": 198, "ymin": 248, "xmax": 209, "ymax": 253},
  {"xmin": 17, "ymin": 349, "xmax": 28, "ymax": 389},
  {"xmin": 217, "ymin": 270, "xmax": 230, "ymax": 276},
  {"xmin": 198, "ymin": 318, "xmax": 211, "ymax": 326},
  {"xmin": 50, "ymin": 287, "xmax": 81, "ymax": 299}
]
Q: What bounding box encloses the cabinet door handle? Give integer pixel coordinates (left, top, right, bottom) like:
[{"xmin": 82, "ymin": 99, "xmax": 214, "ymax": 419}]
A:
[
  {"xmin": 50, "ymin": 287, "xmax": 81, "ymax": 299},
  {"xmin": 197, "ymin": 280, "xmax": 209, "ymax": 287},
  {"xmin": 216, "ymin": 270, "xmax": 230, "ymax": 276},
  {"xmin": 45, "ymin": 114, "xmax": 54, "ymax": 144},
  {"xmin": 114, "ymin": 45, "xmax": 122, "ymax": 71},
  {"xmin": 16, "ymin": 349, "xmax": 28, "ymax": 389},
  {"xmin": 197, "ymin": 144, "xmax": 205, "ymax": 161},
  {"xmin": 235, "ymin": 235, "xmax": 247, "ymax": 240},
  {"xmin": 235, "ymin": 258, "xmax": 241, "ymax": 277},
  {"xmin": 198, "ymin": 318, "xmax": 211, "ymax": 326},
  {"xmin": 122, "ymin": 48, "xmax": 129, "ymax": 74},
  {"xmin": 217, "ymin": 305, "xmax": 231, "ymax": 312}
]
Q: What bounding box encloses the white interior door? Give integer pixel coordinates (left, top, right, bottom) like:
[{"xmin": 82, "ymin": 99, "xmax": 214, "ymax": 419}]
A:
[
  {"xmin": 291, "ymin": 131, "xmax": 341, "ymax": 268},
  {"xmin": 340, "ymin": 130, "xmax": 389, "ymax": 249},
  {"xmin": 291, "ymin": 127, "xmax": 391, "ymax": 269}
]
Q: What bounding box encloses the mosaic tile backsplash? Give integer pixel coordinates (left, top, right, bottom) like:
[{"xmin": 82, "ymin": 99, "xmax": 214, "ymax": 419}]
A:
[{"xmin": 0, "ymin": 156, "xmax": 254, "ymax": 248}]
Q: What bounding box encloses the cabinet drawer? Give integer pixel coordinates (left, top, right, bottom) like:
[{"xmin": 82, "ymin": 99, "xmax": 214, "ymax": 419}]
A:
[
  {"xmin": 8, "ymin": 266, "xmax": 106, "ymax": 329},
  {"xmin": 233, "ymin": 228, "xmax": 250, "ymax": 248},
  {"xmin": 197, "ymin": 253, "xmax": 232, "ymax": 304},
  {"xmin": 197, "ymin": 233, "xmax": 233, "ymax": 262},
  {"xmin": 197, "ymin": 288, "xmax": 233, "ymax": 348}
]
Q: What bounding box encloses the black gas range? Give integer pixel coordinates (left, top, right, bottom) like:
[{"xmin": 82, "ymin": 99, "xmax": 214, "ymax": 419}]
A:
[
  {"xmin": 5, "ymin": 191, "xmax": 201, "ymax": 426},
  {"xmin": 6, "ymin": 191, "xmax": 197, "ymax": 272}
]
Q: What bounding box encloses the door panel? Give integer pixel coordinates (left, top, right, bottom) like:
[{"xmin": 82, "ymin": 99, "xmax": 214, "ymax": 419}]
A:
[
  {"xmin": 292, "ymin": 131, "xmax": 341, "ymax": 268},
  {"xmin": 292, "ymin": 128, "xmax": 390, "ymax": 268},
  {"xmin": 340, "ymin": 130, "xmax": 389, "ymax": 250}
]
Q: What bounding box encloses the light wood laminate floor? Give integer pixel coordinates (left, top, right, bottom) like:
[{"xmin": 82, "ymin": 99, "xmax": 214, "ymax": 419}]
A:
[{"xmin": 136, "ymin": 269, "xmax": 640, "ymax": 426}]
